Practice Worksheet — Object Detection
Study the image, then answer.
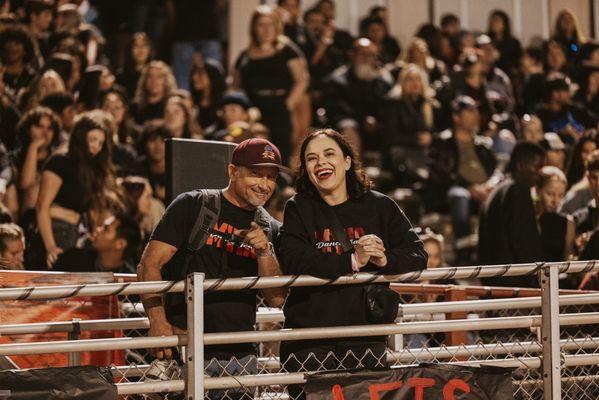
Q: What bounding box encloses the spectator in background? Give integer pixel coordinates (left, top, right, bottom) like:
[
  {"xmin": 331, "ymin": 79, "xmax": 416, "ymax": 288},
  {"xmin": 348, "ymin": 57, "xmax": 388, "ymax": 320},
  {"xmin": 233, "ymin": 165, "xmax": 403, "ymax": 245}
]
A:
[
  {"xmin": 429, "ymin": 96, "xmax": 498, "ymax": 247},
  {"xmin": 536, "ymin": 73, "xmax": 597, "ymax": 144},
  {"xmin": 119, "ymin": 175, "xmax": 162, "ymax": 240},
  {"xmin": 535, "ymin": 166, "xmax": 575, "ymax": 262},
  {"xmin": 40, "ymin": 91, "xmax": 76, "ymax": 139},
  {"xmin": 521, "ymin": 114, "xmax": 545, "ymax": 143},
  {"xmin": 166, "ymin": 0, "xmax": 224, "ymax": 90},
  {"xmin": 25, "ymin": 0, "xmax": 53, "ymax": 60},
  {"xmin": 479, "ymin": 141, "xmax": 546, "ymax": 287},
  {"xmin": 574, "ymin": 65, "xmax": 599, "ymax": 112},
  {"xmin": 164, "ymin": 95, "xmax": 203, "ymax": 139},
  {"xmin": 392, "ymin": 37, "xmax": 446, "ymax": 86},
  {"xmin": 487, "ymin": 10, "xmax": 521, "ymax": 78},
  {"xmin": 0, "ymin": 223, "xmax": 25, "ymax": 270},
  {"xmin": 440, "ymin": 13, "xmax": 461, "ymax": 65},
  {"xmin": 561, "ymin": 134, "xmax": 599, "ymax": 214},
  {"xmin": 54, "ymin": 211, "xmax": 141, "ymax": 273},
  {"xmin": 100, "ymin": 89, "xmax": 137, "ymax": 146},
  {"xmin": 117, "ymin": 32, "xmax": 153, "ymax": 100},
  {"xmin": 545, "ymin": 40, "xmax": 572, "ymax": 76},
  {"xmin": 15, "ymin": 107, "xmax": 61, "ymax": 219},
  {"xmin": 277, "ymin": 0, "xmax": 306, "ymax": 46},
  {"xmin": 138, "ymin": 120, "xmax": 170, "ymax": 204},
  {"xmin": 476, "ymin": 34, "xmax": 515, "ymax": 113},
  {"xmin": 572, "ymin": 150, "xmax": 599, "ymax": 235},
  {"xmin": 314, "ymin": 0, "xmax": 353, "ymax": 61},
  {"xmin": 0, "ymin": 61, "xmax": 20, "ymax": 151},
  {"xmin": 359, "ymin": 15, "xmax": 399, "ymax": 64},
  {"xmin": 552, "ymin": 8, "xmax": 586, "ymax": 62},
  {"xmin": 368, "ymin": 6, "xmax": 401, "ymax": 63},
  {"xmin": 0, "ymin": 23, "xmax": 40, "ymax": 101},
  {"xmin": 35, "ymin": 111, "xmax": 114, "ymax": 269},
  {"xmin": 234, "ymin": 5, "xmax": 308, "ymax": 162},
  {"xmin": 131, "ymin": 60, "xmax": 177, "ymax": 125},
  {"xmin": 519, "ymin": 47, "xmax": 546, "ymax": 114},
  {"xmin": 322, "ymin": 38, "xmax": 392, "ymax": 152},
  {"xmin": 189, "ymin": 53, "xmax": 226, "ymax": 129},
  {"xmin": 20, "ymin": 69, "xmax": 66, "ymax": 112}
]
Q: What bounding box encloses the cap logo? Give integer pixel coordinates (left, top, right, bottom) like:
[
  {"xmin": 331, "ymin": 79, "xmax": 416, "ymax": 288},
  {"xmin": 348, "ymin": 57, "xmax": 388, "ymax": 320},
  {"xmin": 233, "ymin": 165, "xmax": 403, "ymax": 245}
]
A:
[{"xmin": 262, "ymin": 145, "xmax": 276, "ymax": 161}]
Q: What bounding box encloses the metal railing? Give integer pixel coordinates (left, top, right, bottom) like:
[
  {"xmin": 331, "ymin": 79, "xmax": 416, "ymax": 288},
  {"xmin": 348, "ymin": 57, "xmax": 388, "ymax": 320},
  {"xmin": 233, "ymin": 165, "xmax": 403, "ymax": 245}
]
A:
[{"xmin": 0, "ymin": 260, "xmax": 598, "ymax": 399}]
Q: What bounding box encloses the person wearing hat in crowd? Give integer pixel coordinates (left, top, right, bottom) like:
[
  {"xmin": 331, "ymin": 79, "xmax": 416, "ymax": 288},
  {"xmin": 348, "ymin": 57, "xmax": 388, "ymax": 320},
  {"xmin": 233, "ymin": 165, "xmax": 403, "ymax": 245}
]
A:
[
  {"xmin": 138, "ymin": 120, "xmax": 172, "ymax": 204},
  {"xmin": 536, "ymin": 72, "xmax": 598, "ymax": 144},
  {"xmin": 138, "ymin": 138, "xmax": 287, "ymax": 400},
  {"xmin": 205, "ymin": 91, "xmax": 255, "ymax": 141},
  {"xmin": 428, "ymin": 95, "xmax": 499, "ymax": 257}
]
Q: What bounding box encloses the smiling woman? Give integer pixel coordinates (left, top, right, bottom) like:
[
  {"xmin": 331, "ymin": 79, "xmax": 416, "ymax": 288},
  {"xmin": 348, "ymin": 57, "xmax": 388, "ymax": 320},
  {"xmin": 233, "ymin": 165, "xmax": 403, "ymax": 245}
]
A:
[{"xmin": 279, "ymin": 129, "xmax": 428, "ymax": 400}]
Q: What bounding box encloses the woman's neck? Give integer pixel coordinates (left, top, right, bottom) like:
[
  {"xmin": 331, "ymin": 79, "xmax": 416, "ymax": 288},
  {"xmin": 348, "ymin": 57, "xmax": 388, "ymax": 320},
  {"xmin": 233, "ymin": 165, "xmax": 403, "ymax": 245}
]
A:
[{"xmin": 319, "ymin": 185, "xmax": 349, "ymax": 206}]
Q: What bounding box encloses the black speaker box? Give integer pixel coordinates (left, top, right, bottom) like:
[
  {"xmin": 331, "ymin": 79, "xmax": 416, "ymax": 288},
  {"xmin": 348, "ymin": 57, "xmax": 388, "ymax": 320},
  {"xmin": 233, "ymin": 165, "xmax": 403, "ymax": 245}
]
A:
[{"xmin": 165, "ymin": 138, "xmax": 237, "ymax": 203}]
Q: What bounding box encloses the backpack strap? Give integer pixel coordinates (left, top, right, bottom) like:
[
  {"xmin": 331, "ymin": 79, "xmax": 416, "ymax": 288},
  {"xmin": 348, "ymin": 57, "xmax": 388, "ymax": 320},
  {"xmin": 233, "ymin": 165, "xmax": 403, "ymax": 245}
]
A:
[
  {"xmin": 186, "ymin": 189, "xmax": 221, "ymax": 252},
  {"xmin": 254, "ymin": 206, "xmax": 275, "ymax": 242}
]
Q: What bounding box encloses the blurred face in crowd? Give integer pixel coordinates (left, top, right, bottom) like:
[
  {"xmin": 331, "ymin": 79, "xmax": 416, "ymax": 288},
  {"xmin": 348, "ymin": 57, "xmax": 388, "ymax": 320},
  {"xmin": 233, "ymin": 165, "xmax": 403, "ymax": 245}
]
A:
[
  {"xmin": 517, "ymin": 154, "xmax": 544, "ymax": 187},
  {"xmin": 222, "ymin": 103, "xmax": 249, "ymax": 127},
  {"xmin": 38, "ymin": 71, "xmax": 66, "ymax": 99},
  {"xmin": 424, "ymin": 240, "xmax": 442, "ymax": 269},
  {"xmin": 145, "ymin": 66, "xmax": 166, "ymax": 99},
  {"xmin": 304, "ymin": 11, "xmax": 326, "ymax": 37},
  {"xmin": 164, "ymin": 99, "xmax": 186, "ymax": 137},
  {"xmin": 279, "ymin": 0, "xmax": 300, "ymax": 21},
  {"xmin": 522, "ymin": 115, "xmax": 544, "ymax": 142},
  {"xmin": 318, "ymin": 0, "xmax": 335, "ymax": 21},
  {"xmin": 588, "ymin": 169, "xmax": 599, "ymax": 201},
  {"xmin": 521, "ymin": 52, "xmax": 541, "ymax": 75},
  {"xmin": 558, "ymin": 12, "xmax": 576, "ymax": 35},
  {"xmin": 1, "ymin": 238, "xmax": 25, "ymax": 270},
  {"xmin": 402, "ymin": 69, "xmax": 424, "ymax": 99},
  {"xmin": 229, "ymin": 165, "xmax": 277, "ymax": 208},
  {"xmin": 92, "ymin": 215, "xmax": 125, "ymax": 257},
  {"xmin": 102, "ymin": 93, "xmax": 126, "ymax": 125},
  {"xmin": 407, "ymin": 39, "xmax": 427, "ymax": 64},
  {"xmin": 479, "ymin": 43, "xmax": 499, "ymax": 69},
  {"xmin": 460, "ymin": 32, "xmax": 475, "ymax": 50},
  {"xmin": 304, "ymin": 134, "xmax": 351, "ymax": 199},
  {"xmin": 131, "ymin": 35, "xmax": 151, "ymax": 66},
  {"xmin": 62, "ymin": 105, "xmax": 76, "ymax": 132},
  {"xmin": 353, "ymin": 39, "xmax": 379, "ymax": 81},
  {"xmin": 588, "ymin": 71, "xmax": 599, "ymax": 96},
  {"xmin": 255, "ymin": 15, "xmax": 278, "ymax": 46},
  {"xmin": 545, "ymin": 149, "xmax": 566, "ymax": 171},
  {"xmin": 365, "ymin": 22, "xmax": 385, "ymax": 44},
  {"xmin": 31, "ymin": 10, "xmax": 53, "ymax": 32},
  {"xmin": 146, "ymin": 135, "xmax": 165, "ymax": 163},
  {"xmin": 30, "ymin": 115, "xmax": 55, "ymax": 148},
  {"xmin": 539, "ymin": 179, "xmax": 566, "ymax": 213},
  {"xmin": 465, "ymin": 61, "xmax": 486, "ymax": 90},
  {"xmin": 443, "ymin": 20, "xmax": 460, "ymax": 36},
  {"xmin": 590, "ymin": 48, "xmax": 599, "ymax": 66},
  {"xmin": 582, "ymin": 141, "xmax": 598, "ymax": 163},
  {"xmin": 547, "ymin": 42, "xmax": 566, "ymax": 71},
  {"xmin": 87, "ymin": 129, "xmax": 106, "ymax": 157},
  {"xmin": 454, "ymin": 108, "xmax": 480, "ymax": 134},
  {"xmin": 551, "ymin": 88, "xmax": 571, "ymax": 105},
  {"xmin": 489, "ymin": 14, "xmax": 506, "ymax": 36},
  {"xmin": 99, "ymin": 68, "xmax": 115, "ymax": 92},
  {"xmin": 138, "ymin": 182, "xmax": 153, "ymax": 215},
  {"xmin": 3, "ymin": 40, "xmax": 25, "ymax": 64}
]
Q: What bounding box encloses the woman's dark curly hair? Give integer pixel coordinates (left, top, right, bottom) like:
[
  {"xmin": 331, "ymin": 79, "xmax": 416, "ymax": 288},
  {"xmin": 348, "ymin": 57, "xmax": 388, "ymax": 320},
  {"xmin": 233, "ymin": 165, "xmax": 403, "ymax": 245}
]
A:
[
  {"xmin": 295, "ymin": 128, "xmax": 371, "ymax": 199},
  {"xmin": 0, "ymin": 23, "xmax": 39, "ymax": 67},
  {"xmin": 16, "ymin": 107, "xmax": 61, "ymax": 165}
]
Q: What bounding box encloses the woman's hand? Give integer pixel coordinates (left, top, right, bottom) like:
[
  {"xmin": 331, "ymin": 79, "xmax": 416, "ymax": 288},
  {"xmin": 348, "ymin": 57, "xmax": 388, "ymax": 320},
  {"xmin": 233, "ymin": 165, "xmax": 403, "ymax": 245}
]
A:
[
  {"xmin": 357, "ymin": 234, "xmax": 387, "ymax": 268},
  {"xmin": 46, "ymin": 246, "xmax": 63, "ymax": 268}
]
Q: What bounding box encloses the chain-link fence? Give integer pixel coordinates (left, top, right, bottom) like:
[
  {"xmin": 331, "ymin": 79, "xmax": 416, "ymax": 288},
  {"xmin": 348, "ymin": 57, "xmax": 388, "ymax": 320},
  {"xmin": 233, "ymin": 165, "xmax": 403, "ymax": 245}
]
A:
[{"xmin": 1, "ymin": 261, "xmax": 599, "ymax": 399}]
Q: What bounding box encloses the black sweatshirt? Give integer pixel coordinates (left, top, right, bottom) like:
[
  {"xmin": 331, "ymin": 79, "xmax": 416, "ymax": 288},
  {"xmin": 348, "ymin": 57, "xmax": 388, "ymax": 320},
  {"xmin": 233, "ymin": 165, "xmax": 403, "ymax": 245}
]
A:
[{"xmin": 279, "ymin": 190, "xmax": 427, "ymax": 329}]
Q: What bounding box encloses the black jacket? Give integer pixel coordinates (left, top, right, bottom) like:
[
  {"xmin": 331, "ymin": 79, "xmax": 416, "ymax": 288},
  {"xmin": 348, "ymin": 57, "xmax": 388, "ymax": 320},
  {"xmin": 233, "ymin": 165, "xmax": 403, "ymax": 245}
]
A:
[
  {"xmin": 279, "ymin": 191, "xmax": 427, "ymax": 329},
  {"xmin": 478, "ymin": 178, "xmax": 542, "ymax": 288}
]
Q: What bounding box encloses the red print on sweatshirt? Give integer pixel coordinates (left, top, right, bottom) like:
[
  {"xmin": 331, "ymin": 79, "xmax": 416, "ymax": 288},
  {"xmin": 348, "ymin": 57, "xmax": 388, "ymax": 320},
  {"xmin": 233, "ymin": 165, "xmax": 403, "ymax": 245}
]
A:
[{"xmin": 314, "ymin": 227, "xmax": 365, "ymax": 254}]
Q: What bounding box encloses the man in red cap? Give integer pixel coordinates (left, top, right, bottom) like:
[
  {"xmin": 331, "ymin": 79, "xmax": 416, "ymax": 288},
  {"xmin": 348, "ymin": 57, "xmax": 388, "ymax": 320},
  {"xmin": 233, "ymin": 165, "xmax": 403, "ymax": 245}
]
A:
[{"xmin": 138, "ymin": 138, "xmax": 288, "ymax": 399}]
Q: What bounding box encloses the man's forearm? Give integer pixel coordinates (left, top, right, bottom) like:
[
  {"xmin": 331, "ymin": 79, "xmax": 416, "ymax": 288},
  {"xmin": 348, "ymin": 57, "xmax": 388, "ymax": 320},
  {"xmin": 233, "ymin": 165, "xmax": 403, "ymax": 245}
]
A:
[
  {"xmin": 138, "ymin": 262, "xmax": 169, "ymax": 324},
  {"xmin": 257, "ymin": 255, "xmax": 287, "ymax": 307}
]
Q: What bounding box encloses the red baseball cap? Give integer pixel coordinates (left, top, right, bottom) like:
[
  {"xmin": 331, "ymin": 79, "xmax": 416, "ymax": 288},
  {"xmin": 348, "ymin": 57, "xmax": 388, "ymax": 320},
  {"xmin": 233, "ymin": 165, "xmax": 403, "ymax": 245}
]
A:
[{"xmin": 231, "ymin": 138, "xmax": 291, "ymax": 174}]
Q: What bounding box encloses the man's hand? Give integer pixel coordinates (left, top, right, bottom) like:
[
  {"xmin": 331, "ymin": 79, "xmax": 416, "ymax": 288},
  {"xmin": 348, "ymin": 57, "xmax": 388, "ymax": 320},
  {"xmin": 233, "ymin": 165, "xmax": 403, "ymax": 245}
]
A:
[
  {"xmin": 235, "ymin": 222, "xmax": 270, "ymax": 255},
  {"xmin": 356, "ymin": 234, "xmax": 387, "ymax": 268},
  {"xmin": 149, "ymin": 318, "xmax": 175, "ymax": 360}
]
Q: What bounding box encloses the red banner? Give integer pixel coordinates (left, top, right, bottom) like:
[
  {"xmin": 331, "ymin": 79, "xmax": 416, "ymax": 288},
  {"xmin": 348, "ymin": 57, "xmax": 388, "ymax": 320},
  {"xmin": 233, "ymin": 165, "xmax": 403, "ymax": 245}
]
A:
[
  {"xmin": 0, "ymin": 270, "xmax": 124, "ymax": 368},
  {"xmin": 305, "ymin": 364, "xmax": 514, "ymax": 400}
]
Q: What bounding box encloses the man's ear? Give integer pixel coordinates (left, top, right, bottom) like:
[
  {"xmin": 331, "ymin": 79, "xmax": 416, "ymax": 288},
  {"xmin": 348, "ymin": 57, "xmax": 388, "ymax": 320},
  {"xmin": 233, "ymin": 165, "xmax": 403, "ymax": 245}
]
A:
[{"xmin": 228, "ymin": 164, "xmax": 237, "ymax": 180}]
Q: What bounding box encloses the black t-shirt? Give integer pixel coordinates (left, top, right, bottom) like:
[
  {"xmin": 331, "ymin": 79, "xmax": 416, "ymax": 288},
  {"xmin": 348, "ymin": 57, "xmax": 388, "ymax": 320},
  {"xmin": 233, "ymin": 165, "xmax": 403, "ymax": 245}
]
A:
[
  {"xmin": 150, "ymin": 190, "xmax": 279, "ymax": 358},
  {"xmin": 43, "ymin": 153, "xmax": 85, "ymax": 213},
  {"xmin": 172, "ymin": 0, "xmax": 220, "ymax": 41}
]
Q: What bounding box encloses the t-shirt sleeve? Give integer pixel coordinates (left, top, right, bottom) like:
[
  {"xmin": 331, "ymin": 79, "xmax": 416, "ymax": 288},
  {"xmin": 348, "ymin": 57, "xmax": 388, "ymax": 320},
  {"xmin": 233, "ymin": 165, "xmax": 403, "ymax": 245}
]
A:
[
  {"xmin": 149, "ymin": 191, "xmax": 198, "ymax": 249},
  {"xmin": 43, "ymin": 154, "xmax": 67, "ymax": 177},
  {"xmin": 378, "ymin": 194, "xmax": 428, "ymax": 274},
  {"xmin": 278, "ymin": 198, "xmax": 353, "ymax": 279},
  {"xmin": 282, "ymin": 41, "xmax": 304, "ymax": 62}
]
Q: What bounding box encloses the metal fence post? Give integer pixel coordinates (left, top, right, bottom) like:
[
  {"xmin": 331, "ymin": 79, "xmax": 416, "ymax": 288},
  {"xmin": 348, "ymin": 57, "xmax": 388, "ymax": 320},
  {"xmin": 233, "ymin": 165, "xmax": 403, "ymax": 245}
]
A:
[
  {"xmin": 67, "ymin": 318, "xmax": 81, "ymax": 366},
  {"xmin": 186, "ymin": 272, "xmax": 204, "ymax": 399},
  {"xmin": 541, "ymin": 264, "xmax": 561, "ymax": 399}
]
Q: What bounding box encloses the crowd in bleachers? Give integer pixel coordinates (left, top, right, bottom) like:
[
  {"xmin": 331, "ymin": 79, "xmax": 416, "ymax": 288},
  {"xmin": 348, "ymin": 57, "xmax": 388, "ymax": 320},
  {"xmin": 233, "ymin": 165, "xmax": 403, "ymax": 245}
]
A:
[{"xmin": 0, "ymin": 0, "xmax": 598, "ymax": 288}]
